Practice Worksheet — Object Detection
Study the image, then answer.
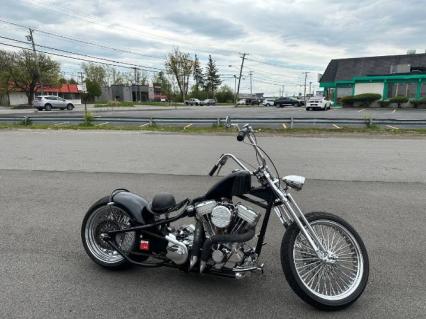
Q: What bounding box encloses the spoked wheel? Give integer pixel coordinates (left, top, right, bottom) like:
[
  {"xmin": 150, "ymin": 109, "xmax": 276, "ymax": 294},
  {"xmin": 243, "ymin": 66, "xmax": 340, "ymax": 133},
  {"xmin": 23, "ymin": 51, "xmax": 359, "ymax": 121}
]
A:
[
  {"xmin": 81, "ymin": 204, "xmax": 136, "ymax": 269},
  {"xmin": 281, "ymin": 212, "xmax": 369, "ymax": 310}
]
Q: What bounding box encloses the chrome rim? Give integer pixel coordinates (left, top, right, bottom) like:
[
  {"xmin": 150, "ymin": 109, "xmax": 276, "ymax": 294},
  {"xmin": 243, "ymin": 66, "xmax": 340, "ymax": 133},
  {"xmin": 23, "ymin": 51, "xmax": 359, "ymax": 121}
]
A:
[
  {"xmin": 84, "ymin": 206, "xmax": 135, "ymax": 264},
  {"xmin": 293, "ymin": 220, "xmax": 363, "ymax": 301}
]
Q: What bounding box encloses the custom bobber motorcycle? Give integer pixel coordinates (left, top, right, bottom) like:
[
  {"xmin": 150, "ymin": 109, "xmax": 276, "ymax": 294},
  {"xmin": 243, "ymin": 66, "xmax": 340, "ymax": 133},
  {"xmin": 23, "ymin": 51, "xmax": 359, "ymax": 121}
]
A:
[{"xmin": 81, "ymin": 124, "xmax": 369, "ymax": 310}]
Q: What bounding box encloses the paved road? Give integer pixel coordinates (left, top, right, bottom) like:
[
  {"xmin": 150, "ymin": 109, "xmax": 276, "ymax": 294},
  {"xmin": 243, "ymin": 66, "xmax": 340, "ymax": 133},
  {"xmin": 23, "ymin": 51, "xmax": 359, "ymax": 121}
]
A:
[
  {"xmin": 0, "ymin": 170, "xmax": 425, "ymax": 319},
  {"xmin": 0, "ymin": 130, "xmax": 425, "ymax": 183},
  {"xmin": 2, "ymin": 104, "xmax": 426, "ymax": 120},
  {"xmin": 0, "ymin": 130, "xmax": 425, "ymax": 318}
]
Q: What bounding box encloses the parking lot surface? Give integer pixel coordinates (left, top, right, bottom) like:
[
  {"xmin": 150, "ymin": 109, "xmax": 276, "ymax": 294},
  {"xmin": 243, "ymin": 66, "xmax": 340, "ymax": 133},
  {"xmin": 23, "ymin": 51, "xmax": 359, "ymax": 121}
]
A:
[
  {"xmin": 2, "ymin": 104, "xmax": 426, "ymax": 120},
  {"xmin": 0, "ymin": 130, "xmax": 425, "ymax": 319}
]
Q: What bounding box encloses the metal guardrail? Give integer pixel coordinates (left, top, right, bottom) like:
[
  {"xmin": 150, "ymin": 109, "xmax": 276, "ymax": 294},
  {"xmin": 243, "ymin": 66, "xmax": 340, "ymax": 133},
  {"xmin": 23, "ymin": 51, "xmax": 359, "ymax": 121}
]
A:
[{"xmin": 1, "ymin": 115, "xmax": 426, "ymax": 127}]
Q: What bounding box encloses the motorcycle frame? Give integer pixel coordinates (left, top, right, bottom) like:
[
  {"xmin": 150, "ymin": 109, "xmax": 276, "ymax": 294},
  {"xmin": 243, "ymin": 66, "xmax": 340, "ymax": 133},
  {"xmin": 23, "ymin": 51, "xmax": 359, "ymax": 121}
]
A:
[{"xmin": 104, "ymin": 125, "xmax": 328, "ymax": 270}]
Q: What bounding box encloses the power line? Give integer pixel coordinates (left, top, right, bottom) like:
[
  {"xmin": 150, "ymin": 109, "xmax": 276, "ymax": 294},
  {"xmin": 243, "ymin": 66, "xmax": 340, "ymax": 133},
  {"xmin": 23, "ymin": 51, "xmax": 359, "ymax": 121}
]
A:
[
  {"xmin": 0, "ymin": 34, "xmax": 163, "ymax": 72},
  {"xmin": 0, "ymin": 18, "xmax": 164, "ymax": 61},
  {"xmin": 0, "ymin": 41, "xmax": 160, "ymax": 72}
]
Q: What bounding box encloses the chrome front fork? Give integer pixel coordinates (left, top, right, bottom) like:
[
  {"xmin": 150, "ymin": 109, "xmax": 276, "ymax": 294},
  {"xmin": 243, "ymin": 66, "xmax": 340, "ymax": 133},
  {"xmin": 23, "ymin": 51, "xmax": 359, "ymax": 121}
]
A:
[{"xmin": 267, "ymin": 176, "xmax": 328, "ymax": 257}]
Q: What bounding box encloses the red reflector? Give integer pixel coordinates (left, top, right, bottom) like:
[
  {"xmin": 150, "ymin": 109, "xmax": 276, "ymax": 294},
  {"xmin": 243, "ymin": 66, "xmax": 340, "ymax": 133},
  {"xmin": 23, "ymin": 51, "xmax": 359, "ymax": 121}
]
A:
[{"xmin": 139, "ymin": 240, "xmax": 150, "ymax": 251}]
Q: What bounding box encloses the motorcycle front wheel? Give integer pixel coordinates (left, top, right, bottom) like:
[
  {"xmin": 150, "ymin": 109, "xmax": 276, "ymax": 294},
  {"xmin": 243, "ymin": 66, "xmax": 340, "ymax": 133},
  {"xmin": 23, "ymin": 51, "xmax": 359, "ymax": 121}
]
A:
[{"xmin": 281, "ymin": 212, "xmax": 369, "ymax": 310}]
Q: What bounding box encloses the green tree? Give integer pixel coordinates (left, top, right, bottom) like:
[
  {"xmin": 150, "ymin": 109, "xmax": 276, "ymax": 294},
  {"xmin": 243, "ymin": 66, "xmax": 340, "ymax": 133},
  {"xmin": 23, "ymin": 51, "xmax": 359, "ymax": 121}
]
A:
[
  {"xmin": 82, "ymin": 63, "xmax": 106, "ymax": 86},
  {"xmin": 82, "ymin": 63, "xmax": 107, "ymax": 102},
  {"xmin": 204, "ymin": 55, "xmax": 221, "ymax": 98},
  {"xmin": 215, "ymin": 85, "xmax": 234, "ymax": 103},
  {"xmin": 153, "ymin": 71, "xmax": 172, "ymax": 97},
  {"xmin": 5, "ymin": 50, "xmax": 60, "ymax": 105},
  {"xmin": 0, "ymin": 50, "xmax": 13, "ymax": 103},
  {"xmin": 165, "ymin": 48, "xmax": 193, "ymax": 101},
  {"xmin": 85, "ymin": 79, "xmax": 102, "ymax": 101},
  {"xmin": 193, "ymin": 54, "xmax": 204, "ymax": 92}
]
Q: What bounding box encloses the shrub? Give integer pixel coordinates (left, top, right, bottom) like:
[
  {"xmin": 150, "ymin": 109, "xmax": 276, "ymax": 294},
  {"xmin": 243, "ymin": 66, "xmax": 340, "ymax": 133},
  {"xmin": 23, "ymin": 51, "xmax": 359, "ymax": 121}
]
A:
[
  {"xmin": 378, "ymin": 100, "xmax": 390, "ymax": 107},
  {"xmin": 340, "ymin": 96, "xmax": 355, "ymax": 106},
  {"xmin": 389, "ymin": 96, "xmax": 409, "ymax": 108},
  {"xmin": 340, "ymin": 93, "xmax": 381, "ymax": 107},
  {"xmin": 19, "ymin": 117, "xmax": 32, "ymax": 126},
  {"xmin": 354, "ymin": 93, "xmax": 382, "ymax": 105},
  {"xmin": 410, "ymin": 97, "xmax": 426, "ymax": 108},
  {"xmin": 94, "ymin": 101, "xmax": 135, "ymax": 107},
  {"xmin": 83, "ymin": 112, "xmax": 94, "ymax": 126}
]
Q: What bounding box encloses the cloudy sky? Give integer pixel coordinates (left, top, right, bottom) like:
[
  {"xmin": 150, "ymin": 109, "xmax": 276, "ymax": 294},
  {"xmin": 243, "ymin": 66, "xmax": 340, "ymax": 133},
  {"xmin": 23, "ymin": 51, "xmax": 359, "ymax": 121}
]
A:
[{"xmin": 1, "ymin": 0, "xmax": 425, "ymax": 95}]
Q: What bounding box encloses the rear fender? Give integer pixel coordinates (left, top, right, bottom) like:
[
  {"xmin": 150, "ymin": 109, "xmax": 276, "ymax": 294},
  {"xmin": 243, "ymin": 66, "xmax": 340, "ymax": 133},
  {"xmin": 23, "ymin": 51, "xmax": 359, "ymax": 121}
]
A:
[{"xmin": 88, "ymin": 192, "xmax": 149, "ymax": 224}]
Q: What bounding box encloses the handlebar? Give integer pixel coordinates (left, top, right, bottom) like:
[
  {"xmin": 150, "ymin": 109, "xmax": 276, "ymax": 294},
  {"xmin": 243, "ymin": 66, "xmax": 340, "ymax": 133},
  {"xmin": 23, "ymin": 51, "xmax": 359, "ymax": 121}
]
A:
[
  {"xmin": 208, "ymin": 164, "xmax": 219, "ymax": 176},
  {"xmin": 237, "ymin": 124, "xmax": 250, "ymax": 142},
  {"xmin": 237, "ymin": 130, "xmax": 247, "ymax": 141}
]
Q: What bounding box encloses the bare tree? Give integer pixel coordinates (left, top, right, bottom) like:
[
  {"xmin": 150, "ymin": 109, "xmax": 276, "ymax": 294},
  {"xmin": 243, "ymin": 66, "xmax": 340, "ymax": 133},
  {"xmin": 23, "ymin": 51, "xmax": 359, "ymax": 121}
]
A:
[{"xmin": 165, "ymin": 48, "xmax": 193, "ymax": 101}]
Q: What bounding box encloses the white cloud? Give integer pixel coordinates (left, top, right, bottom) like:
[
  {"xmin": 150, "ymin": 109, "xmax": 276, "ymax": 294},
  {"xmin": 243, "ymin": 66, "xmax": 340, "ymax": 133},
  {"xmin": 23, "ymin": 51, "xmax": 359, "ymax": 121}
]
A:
[{"xmin": 1, "ymin": 0, "xmax": 424, "ymax": 95}]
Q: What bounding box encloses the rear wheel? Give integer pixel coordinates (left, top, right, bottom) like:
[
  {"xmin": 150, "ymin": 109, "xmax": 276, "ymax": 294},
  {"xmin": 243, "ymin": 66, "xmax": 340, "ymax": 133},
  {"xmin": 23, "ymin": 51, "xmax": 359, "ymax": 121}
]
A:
[
  {"xmin": 281, "ymin": 212, "xmax": 369, "ymax": 310},
  {"xmin": 81, "ymin": 204, "xmax": 136, "ymax": 269}
]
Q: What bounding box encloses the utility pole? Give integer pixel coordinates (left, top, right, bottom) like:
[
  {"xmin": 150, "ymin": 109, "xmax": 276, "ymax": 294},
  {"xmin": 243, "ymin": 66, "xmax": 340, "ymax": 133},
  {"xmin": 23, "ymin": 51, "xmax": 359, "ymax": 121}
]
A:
[
  {"xmin": 309, "ymin": 81, "xmax": 312, "ymax": 96},
  {"xmin": 27, "ymin": 28, "xmax": 44, "ymax": 95},
  {"xmin": 249, "ymin": 71, "xmax": 253, "ymax": 95},
  {"xmin": 133, "ymin": 67, "xmax": 137, "ymax": 85},
  {"xmin": 236, "ymin": 53, "xmax": 248, "ymax": 104},
  {"xmin": 303, "ymin": 72, "xmax": 309, "ymax": 105},
  {"xmin": 78, "ymin": 72, "xmax": 88, "ymax": 117},
  {"xmin": 281, "ymin": 84, "xmax": 285, "ymax": 97},
  {"xmin": 233, "ymin": 75, "xmax": 237, "ymax": 104}
]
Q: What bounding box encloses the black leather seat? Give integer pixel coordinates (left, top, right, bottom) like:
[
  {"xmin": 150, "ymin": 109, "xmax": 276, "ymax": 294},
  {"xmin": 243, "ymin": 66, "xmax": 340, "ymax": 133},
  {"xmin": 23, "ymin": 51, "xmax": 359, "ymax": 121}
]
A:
[{"xmin": 149, "ymin": 192, "xmax": 176, "ymax": 214}]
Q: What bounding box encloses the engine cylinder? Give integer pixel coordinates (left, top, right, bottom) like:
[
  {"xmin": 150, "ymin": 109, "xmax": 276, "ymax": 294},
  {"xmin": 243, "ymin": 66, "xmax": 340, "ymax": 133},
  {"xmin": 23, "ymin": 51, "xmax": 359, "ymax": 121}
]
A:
[{"xmin": 211, "ymin": 205, "xmax": 232, "ymax": 228}]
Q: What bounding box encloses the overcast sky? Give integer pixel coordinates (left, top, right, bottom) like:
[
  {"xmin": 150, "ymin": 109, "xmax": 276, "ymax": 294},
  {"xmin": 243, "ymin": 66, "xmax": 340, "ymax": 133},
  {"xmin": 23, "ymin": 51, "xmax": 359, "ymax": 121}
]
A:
[{"xmin": 1, "ymin": 0, "xmax": 425, "ymax": 95}]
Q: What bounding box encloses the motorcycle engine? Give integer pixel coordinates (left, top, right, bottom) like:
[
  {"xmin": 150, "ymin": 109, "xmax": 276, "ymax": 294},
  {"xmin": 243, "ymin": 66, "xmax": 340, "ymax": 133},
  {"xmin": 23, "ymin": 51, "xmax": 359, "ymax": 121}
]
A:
[{"xmin": 194, "ymin": 200, "xmax": 261, "ymax": 269}]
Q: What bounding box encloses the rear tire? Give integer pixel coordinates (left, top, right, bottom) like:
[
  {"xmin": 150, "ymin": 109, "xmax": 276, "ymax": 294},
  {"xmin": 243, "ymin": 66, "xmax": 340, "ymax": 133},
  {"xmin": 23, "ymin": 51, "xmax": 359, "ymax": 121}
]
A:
[
  {"xmin": 81, "ymin": 203, "xmax": 135, "ymax": 269},
  {"xmin": 281, "ymin": 212, "xmax": 369, "ymax": 310}
]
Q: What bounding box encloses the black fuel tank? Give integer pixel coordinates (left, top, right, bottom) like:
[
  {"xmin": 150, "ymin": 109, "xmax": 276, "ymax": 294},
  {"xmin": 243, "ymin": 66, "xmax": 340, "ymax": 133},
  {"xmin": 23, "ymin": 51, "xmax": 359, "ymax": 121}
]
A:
[{"xmin": 204, "ymin": 171, "xmax": 251, "ymax": 200}]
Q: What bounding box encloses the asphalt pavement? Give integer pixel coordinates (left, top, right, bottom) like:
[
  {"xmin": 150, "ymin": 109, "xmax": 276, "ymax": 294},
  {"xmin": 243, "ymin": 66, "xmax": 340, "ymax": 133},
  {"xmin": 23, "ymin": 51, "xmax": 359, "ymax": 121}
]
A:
[
  {"xmin": 2, "ymin": 104, "xmax": 426, "ymax": 120},
  {"xmin": 0, "ymin": 130, "xmax": 425, "ymax": 319}
]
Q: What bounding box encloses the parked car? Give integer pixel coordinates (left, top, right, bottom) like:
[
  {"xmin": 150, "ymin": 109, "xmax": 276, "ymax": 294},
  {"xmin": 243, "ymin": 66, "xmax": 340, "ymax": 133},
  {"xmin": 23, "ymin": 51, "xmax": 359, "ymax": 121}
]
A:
[
  {"xmin": 306, "ymin": 96, "xmax": 332, "ymax": 111},
  {"xmin": 237, "ymin": 98, "xmax": 247, "ymax": 105},
  {"xmin": 184, "ymin": 98, "xmax": 201, "ymax": 106},
  {"xmin": 200, "ymin": 99, "xmax": 216, "ymax": 106},
  {"xmin": 274, "ymin": 97, "xmax": 302, "ymax": 107},
  {"xmin": 295, "ymin": 97, "xmax": 305, "ymax": 106},
  {"xmin": 262, "ymin": 98, "xmax": 276, "ymax": 107},
  {"xmin": 33, "ymin": 95, "xmax": 74, "ymax": 111}
]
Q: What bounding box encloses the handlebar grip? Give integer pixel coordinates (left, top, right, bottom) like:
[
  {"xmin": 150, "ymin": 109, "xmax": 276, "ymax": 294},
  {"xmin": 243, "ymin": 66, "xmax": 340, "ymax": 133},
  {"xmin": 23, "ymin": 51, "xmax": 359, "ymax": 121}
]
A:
[
  {"xmin": 237, "ymin": 130, "xmax": 246, "ymax": 141},
  {"xmin": 208, "ymin": 164, "xmax": 219, "ymax": 176}
]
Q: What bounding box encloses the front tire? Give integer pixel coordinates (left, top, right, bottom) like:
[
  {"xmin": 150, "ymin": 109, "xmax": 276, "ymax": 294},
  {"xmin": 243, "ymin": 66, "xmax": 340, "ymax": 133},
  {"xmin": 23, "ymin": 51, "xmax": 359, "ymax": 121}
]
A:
[
  {"xmin": 281, "ymin": 212, "xmax": 369, "ymax": 310},
  {"xmin": 66, "ymin": 104, "xmax": 74, "ymax": 110},
  {"xmin": 45, "ymin": 104, "xmax": 52, "ymax": 111}
]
